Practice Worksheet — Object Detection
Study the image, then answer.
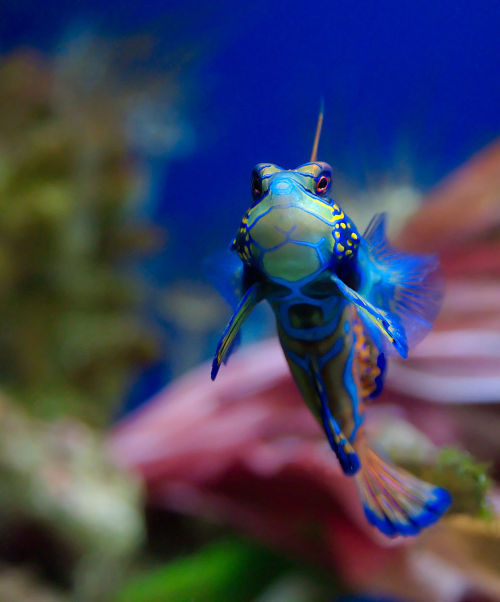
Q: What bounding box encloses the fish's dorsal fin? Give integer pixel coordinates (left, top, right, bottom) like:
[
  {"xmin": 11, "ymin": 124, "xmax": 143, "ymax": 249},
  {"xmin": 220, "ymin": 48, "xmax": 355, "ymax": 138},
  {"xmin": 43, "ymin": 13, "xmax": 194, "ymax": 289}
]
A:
[{"xmin": 310, "ymin": 98, "xmax": 325, "ymax": 162}]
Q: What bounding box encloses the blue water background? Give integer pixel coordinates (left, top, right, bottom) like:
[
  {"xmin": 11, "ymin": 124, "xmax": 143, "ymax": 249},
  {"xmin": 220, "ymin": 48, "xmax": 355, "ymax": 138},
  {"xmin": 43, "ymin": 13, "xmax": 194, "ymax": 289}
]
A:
[{"xmin": 2, "ymin": 0, "xmax": 499, "ymax": 413}]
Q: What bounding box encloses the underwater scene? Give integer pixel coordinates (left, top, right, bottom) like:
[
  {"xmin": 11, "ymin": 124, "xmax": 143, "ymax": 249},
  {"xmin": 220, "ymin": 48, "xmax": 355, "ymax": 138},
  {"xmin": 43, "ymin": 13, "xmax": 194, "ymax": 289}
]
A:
[{"xmin": 0, "ymin": 1, "xmax": 499, "ymax": 600}]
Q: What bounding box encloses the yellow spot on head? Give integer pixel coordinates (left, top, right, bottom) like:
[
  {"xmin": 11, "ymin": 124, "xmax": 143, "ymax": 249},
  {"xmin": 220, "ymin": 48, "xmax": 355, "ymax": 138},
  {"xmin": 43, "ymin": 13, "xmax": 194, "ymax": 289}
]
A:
[
  {"xmin": 337, "ymin": 243, "xmax": 345, "ymax": 252},
  {"xmin": 351, "ymin": 232, "xmax": 358, "ymax": 240},
  {"xmin": 347, "ymin": 240, "xmax": 353, "ymax": 246},
  {"xmin": 335, "ymin": 224, "xmax": 340, "ymax": 229},
  {"xmin": 347, "ymin": 223, "xmax": 351, "ymax": 228},
  {"xmin": 345, "ymin": 249, "xmax": 352, "ymax": 256},
  {"xmin": 341, "ymin": 223, "xmax": 346, "ymax": 229},
  {"xmin": 334, "ymin": 231, "xmax": 340, "ymax": 239}
]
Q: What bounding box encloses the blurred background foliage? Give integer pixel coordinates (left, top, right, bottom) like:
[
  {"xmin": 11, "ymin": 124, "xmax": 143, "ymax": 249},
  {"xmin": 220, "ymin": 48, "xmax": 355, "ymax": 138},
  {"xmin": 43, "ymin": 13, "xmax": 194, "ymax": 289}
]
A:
[
  {"xmin": 0, "ymin": 49, "xmax": 164, "ymax": 425},
  {"xmin": 0, "ymin": 1, "xmax": 498, "ymax": 601}
]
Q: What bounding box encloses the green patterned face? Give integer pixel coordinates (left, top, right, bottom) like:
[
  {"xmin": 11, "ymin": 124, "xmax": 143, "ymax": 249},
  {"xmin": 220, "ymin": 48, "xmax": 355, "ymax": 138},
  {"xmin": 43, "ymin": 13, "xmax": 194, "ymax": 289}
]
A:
[{"xmin": 232, "ymin": 162, "xmax": 359, "ymax": 283}]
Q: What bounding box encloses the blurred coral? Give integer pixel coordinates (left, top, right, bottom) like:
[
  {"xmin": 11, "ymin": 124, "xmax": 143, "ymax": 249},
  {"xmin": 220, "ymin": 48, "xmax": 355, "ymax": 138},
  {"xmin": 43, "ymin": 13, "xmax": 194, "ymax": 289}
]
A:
[{"xmin": 390, "ymin": 139, "xmax": 500, "ymax": 398}]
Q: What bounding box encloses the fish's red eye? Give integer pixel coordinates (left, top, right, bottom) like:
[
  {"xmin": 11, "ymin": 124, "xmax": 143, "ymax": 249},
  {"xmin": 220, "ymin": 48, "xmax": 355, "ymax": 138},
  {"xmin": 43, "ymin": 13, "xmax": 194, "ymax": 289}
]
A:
[
  {"xmin": 316, "ymin": 175, "xmax": 330, "ymax": 195},
  {"xmin": 251, "ymin": 172, "xmax": 263, "ymax": 200}
]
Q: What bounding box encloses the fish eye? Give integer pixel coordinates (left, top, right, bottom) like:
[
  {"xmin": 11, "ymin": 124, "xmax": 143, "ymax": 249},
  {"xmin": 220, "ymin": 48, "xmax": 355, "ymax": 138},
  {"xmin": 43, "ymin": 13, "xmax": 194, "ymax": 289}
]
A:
[
  {"xmin": 251, "ymin": 170, "xmax": 263, "ymax": 200},
  {"xmin": 315, "ymin": 173, "xmax": 331, "ymax": 195}
]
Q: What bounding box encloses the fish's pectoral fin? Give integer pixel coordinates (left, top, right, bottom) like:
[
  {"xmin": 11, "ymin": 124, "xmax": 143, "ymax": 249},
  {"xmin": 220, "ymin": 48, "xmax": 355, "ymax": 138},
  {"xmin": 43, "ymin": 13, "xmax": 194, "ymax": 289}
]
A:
[
  {"xmin": 205, "ymin": 251, "xmax": 260, "ymax": 367},
  {"xmin": 330, "ymin": 273, "xmax": 408, "ymax": 359},
  {"xmin": 359, "ymin": 213, "xmax": 443, "ymax": 352},
  {"xmin": 309, "ymin": 357, "xmax": 360, "ymax": 475},
  {"xmin": 211, "ymin": 282, "xmax": 262, "ymax": 380}
]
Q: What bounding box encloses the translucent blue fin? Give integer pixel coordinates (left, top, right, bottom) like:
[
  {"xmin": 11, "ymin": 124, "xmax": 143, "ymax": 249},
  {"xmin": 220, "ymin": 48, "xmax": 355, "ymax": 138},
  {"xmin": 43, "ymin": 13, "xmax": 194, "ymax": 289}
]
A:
[
  {"xmin": 358, "ymin": 213, "xmax": 444, "ymax": 356},
  {"xmin": 355, "ymin": 446, "xmax": 452, "ymax": 537},
  {"xmin": 330, "ymin": 273, "xmax": 408, "ymax": 359},
  {"xmin": 211, "ymin": 282, "xmax": 262, "ymax": 380},
  {"xmin": 309, "ymin": 358, "xmax": 360, "ymax": 475},
  {"xmin": 203, "ymin": 250, "xmax": 245, "ymax": 309}
]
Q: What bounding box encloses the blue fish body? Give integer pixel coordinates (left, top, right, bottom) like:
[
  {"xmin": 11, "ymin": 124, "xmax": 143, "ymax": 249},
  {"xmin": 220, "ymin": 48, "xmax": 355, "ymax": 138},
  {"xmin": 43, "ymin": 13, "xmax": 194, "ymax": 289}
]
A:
[{"xmin": 211, "ymin": 157, "xmax": 451, "ymax": 537}]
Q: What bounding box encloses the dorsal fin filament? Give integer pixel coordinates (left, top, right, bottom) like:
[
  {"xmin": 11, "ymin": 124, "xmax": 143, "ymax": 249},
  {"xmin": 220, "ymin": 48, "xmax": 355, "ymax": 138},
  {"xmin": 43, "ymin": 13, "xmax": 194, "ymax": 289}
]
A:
[{"xmin": 310, "ymin": 99, "xmax": 325, "ymax": 162}]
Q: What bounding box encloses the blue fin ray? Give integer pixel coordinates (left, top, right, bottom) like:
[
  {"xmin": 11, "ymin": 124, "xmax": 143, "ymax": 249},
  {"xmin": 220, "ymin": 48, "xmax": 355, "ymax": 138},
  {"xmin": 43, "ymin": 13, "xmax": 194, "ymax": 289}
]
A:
[
  {"xmin": 355, "ymin": 446, "xmax": 451, "ymax": 537},
  {"xmin": 358, "ymin": 213, "xmax": 444, "ymax": 356},
  {"xmin": 330, "ymin": 273, "xmax": 408, "ymax": 359}
]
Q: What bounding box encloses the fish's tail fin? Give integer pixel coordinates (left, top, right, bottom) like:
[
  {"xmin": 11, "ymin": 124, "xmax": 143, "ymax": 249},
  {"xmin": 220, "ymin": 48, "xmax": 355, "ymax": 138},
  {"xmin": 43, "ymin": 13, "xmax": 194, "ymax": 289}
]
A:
[{"xmin": 355, "ymin": 443, "xmax": 451, "ymax": 537}]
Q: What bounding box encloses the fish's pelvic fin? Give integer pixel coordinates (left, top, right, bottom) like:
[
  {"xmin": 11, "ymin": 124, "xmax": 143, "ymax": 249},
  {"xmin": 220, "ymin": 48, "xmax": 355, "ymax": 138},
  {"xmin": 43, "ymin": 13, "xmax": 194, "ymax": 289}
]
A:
[
  {"xmin": 352, "ymin": 310, "xmax": 387, "ymax": 400},
  {"xmin": 330, "ymin": 273, "xmax": 408, "ymax": 359},
  {"xmin": 309, "ymin": 357, "xmax": 360, "ymax": 475},
  {"xmin": 355, "ymin": 444, "xmax": 451, "ymax": 537},
  {"xmin": 211, "ymin": 282, "xmax": 262, "ymax": 380},
  {"xmin": 361, "ymin": 213, "xmax": 444, "ymax": 352},
  {"xmin": 323, "ymin": 419, "xmax": 360, "ymax": 475}
]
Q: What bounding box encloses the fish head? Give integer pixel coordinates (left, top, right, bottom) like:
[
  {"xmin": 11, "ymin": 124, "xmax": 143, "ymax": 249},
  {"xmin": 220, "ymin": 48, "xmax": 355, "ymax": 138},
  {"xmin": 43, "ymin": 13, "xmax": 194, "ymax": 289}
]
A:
[{"xmin": 232, "ymin": 162, "xmax": 359, "ymax": 284}]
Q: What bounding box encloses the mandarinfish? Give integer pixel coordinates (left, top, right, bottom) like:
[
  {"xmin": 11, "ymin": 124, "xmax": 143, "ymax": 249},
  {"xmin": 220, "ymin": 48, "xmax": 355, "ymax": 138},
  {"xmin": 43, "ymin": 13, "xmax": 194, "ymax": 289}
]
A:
[{"xmin": 211, "ymin": 107, "xmax": 451, "ymax": 537}]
